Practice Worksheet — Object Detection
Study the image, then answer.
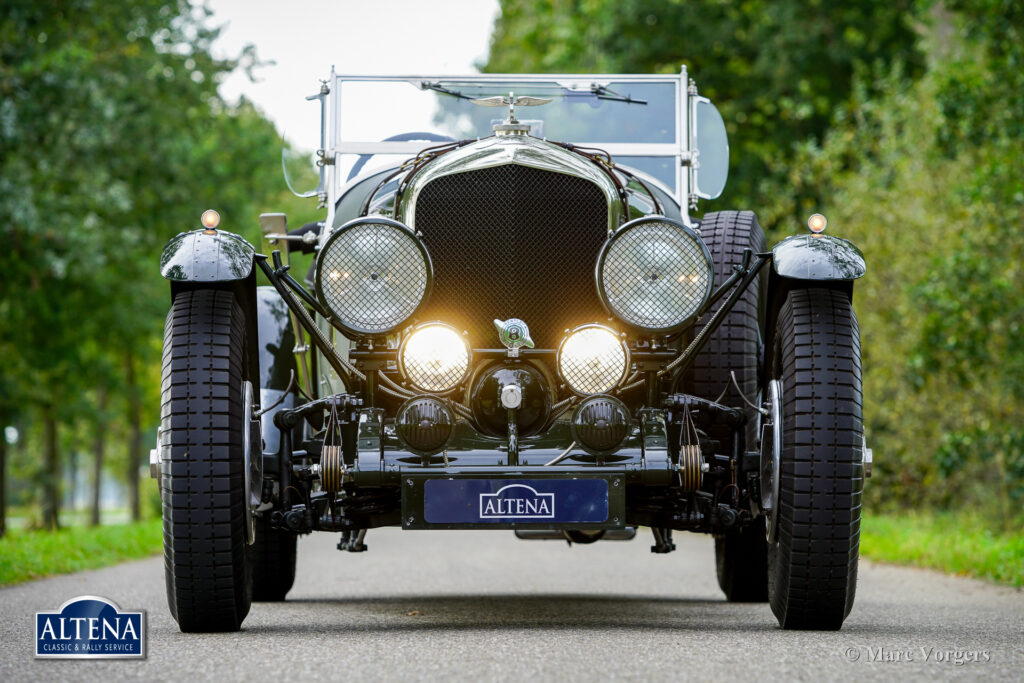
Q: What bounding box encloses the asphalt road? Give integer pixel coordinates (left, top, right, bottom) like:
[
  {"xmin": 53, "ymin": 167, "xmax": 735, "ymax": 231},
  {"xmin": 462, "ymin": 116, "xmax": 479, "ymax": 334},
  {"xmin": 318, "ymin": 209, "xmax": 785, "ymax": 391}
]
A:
[{"xmin": 1, "ymin": 527, "xmax": 1021, "ymax": 681}]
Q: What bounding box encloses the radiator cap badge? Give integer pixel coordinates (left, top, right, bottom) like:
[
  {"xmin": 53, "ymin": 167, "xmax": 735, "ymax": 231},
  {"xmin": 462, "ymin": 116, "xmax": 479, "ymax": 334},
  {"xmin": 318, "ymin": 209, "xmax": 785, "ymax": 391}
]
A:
[
  {"xmin": 472, "ymin": 93, "xmax": 551, "ymax": 135},
  {"xmin": 494, "ymin": 318, "xmax": 534, "ymax": 357}
]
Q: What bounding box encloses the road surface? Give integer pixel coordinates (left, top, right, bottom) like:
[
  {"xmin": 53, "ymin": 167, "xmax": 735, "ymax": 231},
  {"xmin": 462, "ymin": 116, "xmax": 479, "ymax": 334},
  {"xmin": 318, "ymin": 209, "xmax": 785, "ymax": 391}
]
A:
[{"xmin": 1, "ymin": 528, "xmax": 1021, "ymax": 681}]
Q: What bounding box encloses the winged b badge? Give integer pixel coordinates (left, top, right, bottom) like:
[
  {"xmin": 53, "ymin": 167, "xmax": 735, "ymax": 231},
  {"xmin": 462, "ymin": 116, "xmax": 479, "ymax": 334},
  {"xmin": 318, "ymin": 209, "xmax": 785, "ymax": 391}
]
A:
[
  {"xmin": 494, "ymin": 318, "xmax": 535, "ymax": 357},
  {"xmin": 471, "ymin": 92, "xmax": 551, "ymax": 123}
]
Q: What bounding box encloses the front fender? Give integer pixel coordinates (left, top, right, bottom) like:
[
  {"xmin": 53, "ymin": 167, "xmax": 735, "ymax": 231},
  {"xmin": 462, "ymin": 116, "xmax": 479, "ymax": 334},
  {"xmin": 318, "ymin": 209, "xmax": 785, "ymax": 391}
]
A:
[
  {"xmin": 762, "ymin": 233, "xmax": 865, "ymax": 376},
  {"xmin": 771, "ymin": 234, "xmax": 865, "ymax": 281},
  {"xmin": 160, "ymin": 228, "xmax": 255, "ymax": 282},
  {"xmin": 161, "ymin": 228, "xmax": 261, "ymax": 420}
]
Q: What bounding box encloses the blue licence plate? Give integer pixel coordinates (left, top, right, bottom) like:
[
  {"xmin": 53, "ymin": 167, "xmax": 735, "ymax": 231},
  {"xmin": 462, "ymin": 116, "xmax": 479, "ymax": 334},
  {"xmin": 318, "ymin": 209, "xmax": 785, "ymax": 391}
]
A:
[{"xmin": 423, "ymin": 479, "xmax": 609, "ymax": 524}]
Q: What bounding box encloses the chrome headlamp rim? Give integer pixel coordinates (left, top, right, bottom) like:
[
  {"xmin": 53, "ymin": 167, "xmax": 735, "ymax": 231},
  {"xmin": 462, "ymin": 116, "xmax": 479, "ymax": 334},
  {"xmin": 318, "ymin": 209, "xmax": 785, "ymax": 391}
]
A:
[
  {"xmin": 313, "ymin": 216, "xmax": 434, "ymax": 338},
  {"xmin": 595, "ymin": 216, "xmax": 714, "ymax": 335},
  {"xmin": 556, "ymin": 323, "xmax": 631, "ymax": 397},
  {"xmin": 397, "ymin": 321, "xmax": 472, "ymax": 395}
]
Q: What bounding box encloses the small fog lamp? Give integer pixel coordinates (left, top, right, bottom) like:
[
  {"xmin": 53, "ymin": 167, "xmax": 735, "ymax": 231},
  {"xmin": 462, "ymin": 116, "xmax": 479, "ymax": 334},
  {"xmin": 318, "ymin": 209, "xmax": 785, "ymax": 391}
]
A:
[
  {"xmin": 395, "ymin": 396, "xmax": 455, "ymax": 455},
  {"xmin": 570, "ymin": 395, "xmax": 631, "ymax": 455}
]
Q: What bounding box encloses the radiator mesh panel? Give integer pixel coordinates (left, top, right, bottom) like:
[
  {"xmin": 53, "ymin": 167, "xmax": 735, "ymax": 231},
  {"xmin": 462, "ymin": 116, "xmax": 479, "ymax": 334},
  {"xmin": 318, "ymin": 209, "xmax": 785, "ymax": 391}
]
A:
[{"xmin": 413, "ymin": 165, "xmax": 609, "ymax": 348}]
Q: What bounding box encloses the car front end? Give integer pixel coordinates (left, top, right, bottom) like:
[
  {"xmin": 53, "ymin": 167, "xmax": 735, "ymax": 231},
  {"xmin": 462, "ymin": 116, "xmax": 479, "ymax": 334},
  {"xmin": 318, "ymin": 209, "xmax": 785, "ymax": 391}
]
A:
[{"xmin": 156, "ymin": 71, "xmax": 869, "ymax": 632}]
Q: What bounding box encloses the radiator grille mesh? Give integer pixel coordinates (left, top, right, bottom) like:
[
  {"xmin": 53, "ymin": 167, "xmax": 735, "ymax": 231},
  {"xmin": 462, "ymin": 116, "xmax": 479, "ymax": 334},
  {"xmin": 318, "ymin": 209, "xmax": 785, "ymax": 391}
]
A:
[{"xmin": 413, "ymin": 164, "xmax": 609, "ymax": 348}]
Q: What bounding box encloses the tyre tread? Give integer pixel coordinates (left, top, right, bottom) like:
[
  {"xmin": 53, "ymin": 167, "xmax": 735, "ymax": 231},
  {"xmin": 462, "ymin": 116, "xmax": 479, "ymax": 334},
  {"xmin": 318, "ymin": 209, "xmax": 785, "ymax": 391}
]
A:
[
  {"xmin": 689, "ymin": 210, "xmax": 766, "ymax": 410},
  {"xmin": 160, "ymin": 288, "xmax": 251, "ymax": 632},
  {"xmin": 769, "ymin": 288, "xmax": 863, "ymax": 630}
]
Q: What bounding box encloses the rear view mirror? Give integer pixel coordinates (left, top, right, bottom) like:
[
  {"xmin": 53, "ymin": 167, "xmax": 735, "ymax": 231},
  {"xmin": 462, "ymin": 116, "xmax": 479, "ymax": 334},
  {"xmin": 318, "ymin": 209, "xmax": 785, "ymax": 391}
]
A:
[
  {"xmin": 692, "ymin": 97, "xmax": 729, "ymax": 199},
  {"xmin": 259, "ymin": 213, "xmax": 287, "ymax": 237}
]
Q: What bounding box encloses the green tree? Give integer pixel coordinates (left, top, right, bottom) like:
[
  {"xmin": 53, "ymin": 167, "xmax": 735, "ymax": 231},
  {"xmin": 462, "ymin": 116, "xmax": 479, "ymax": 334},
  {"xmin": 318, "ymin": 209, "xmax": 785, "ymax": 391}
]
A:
[
  {"xmin": 484, "ymin": 0, "xmax": 922, "ymax": 228},
  {"xmin": 772, "ymin": 6, "xmax": 1024, "ymax": 527},
  {"xmin": 485, "ymin": 0, "xmax": 1023, "ymax": 527},
  {"xmin": 0, "ymin": 0, "xmax": 287, "ymax": 526},
  {"xmin": 909, "ymin": 1, "xmax": 1024, "ymax": 526}
]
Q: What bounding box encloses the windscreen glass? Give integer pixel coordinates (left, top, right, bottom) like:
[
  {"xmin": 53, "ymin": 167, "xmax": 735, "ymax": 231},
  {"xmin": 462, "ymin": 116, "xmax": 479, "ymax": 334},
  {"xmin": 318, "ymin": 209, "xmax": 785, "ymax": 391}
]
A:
[{"xmin": 335, "ymin": 78, "xmax": 678, "ymax": 189}]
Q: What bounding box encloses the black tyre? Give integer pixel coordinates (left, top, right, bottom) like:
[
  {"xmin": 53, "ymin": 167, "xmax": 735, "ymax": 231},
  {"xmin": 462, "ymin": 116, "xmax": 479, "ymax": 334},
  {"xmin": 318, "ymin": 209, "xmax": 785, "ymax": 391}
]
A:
[
  {"xmin": 689, "ymin": 211, "xmax": 769, "ymax": 602},
  {"xmin": 715, "ymin": 521, "xmax": 769, "ymax": 602},
  {"xmin": 160, "ymin": 288, "xmax": 252, "ymax": 632},
  {"xmin": 252, "ymin": 517, "xmax": 297, "ymax": 601},
  {"xmin": 686, "ymin": 210, "xmax": 766, "ymax": 442},
  {"xmin": 767, "ymin": 287, "xmax": 863, "ymax": 630}
]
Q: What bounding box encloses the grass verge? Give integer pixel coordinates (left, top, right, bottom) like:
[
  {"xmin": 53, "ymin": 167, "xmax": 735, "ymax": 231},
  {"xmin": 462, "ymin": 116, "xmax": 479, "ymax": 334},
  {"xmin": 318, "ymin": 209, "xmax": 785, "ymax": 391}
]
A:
[
  {"xmin": 0, "ymin": 512, "xmax": 1019, "ymax": 588},
  {"xmin": 861, "ymin": 512, "xmax": 1023, "ymax": 587},
  {"xmin": 0, "ymin": 519, "xmax": 162, "ymax": 587}
]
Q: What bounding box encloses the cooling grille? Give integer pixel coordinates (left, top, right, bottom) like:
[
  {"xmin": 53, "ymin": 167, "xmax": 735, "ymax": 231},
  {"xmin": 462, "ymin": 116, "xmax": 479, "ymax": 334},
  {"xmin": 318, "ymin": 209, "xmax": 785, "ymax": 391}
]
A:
[{"xmin": 412, "ymin": 164, "xmax": 609, "ymax": 348}]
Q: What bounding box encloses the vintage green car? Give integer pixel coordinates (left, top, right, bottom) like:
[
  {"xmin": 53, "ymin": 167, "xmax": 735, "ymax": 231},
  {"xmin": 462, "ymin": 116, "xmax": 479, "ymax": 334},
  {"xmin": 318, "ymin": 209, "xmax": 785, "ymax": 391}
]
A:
[{"xmin": 155, "ymin": 69, "xmax": 869, "ymax": 632}]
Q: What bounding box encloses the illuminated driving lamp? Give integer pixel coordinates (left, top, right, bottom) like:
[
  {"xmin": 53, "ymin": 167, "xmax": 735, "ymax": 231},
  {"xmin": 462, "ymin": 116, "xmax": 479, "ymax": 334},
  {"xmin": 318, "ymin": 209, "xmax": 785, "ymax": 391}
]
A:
[
  {"xmin": 556, "ymin": 324, "xmax": 629, "ymax": 396},
  {"xmin": 808, "ymin": 213, "xmax": 828, "ymax": 233},
  {"xmin": 399, "ymin": 322, "xmax": 471, "ymax": 393},
  {"xmin": 201, "ymin": 209, "xmax": 221, "ymax": 230}
]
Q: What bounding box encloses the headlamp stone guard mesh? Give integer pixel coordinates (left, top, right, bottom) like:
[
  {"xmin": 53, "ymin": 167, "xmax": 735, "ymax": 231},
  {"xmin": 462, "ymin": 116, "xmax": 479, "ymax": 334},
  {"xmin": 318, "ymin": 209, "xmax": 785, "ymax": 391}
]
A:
[
  {"xmin": 399, "ymin": 323, "xmax": 471, "ymax": 394},
  {"xmin": 597, "ymin": 218, "xmax": 714, "ymax": 333},
  {"xmin": 557, "ymin": 325, "xmax": 629, "ymax": 396},
  {"xmin": 314, "ymin": 218, "xmax": 432, "ymax": 336}
]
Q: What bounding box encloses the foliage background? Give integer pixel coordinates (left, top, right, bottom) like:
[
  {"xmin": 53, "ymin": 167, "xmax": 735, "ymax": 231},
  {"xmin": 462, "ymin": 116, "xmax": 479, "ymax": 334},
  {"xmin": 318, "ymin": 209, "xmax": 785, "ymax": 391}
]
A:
[
  {"xmin": 486, "ymin": 0, "xmax": 1023, "ymax": 528},
  {"xmin": 0, "ymin": 0, "xmax": 1020, "ymax": 534},
  {"xmin": 0, "ymin": 0, "xmax": 321, "ymax": 531}
]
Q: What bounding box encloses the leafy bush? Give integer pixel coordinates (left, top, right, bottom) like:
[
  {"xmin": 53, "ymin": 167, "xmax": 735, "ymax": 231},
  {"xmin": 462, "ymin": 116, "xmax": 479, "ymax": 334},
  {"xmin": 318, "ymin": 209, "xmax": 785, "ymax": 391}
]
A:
[{"xmin": 484, "ymin": 1, "xmax": 1024, "ymax": 529}]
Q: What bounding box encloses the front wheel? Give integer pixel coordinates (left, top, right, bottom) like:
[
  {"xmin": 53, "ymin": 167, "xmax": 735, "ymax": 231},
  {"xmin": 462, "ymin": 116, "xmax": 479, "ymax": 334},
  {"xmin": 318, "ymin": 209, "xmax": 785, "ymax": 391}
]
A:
[
  {"xmin": 767, "ymin": 287, "xmax": 863, "ymax": 630},
  {"xmin": 160, "ymin": 288, "xmax": 253, "ymax": 632}
]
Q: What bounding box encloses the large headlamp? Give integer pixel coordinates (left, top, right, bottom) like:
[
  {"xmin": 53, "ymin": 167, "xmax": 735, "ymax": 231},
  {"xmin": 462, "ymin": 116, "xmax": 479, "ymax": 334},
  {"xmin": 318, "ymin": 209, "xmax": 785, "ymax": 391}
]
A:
[
  {"xmin": 399, "ymin": 322, "xmax": 471, "ymax": 393},
  {"xmin": 596, "ymin": 217, "xmax": 713, "ymax": 333},
  {"xmin": 314, "ymin": 217, "xmax": 432, "ymax": 336},
  {"xmin": 557, "ymin": 324, "xmax": 629, "ymax": 396}
]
